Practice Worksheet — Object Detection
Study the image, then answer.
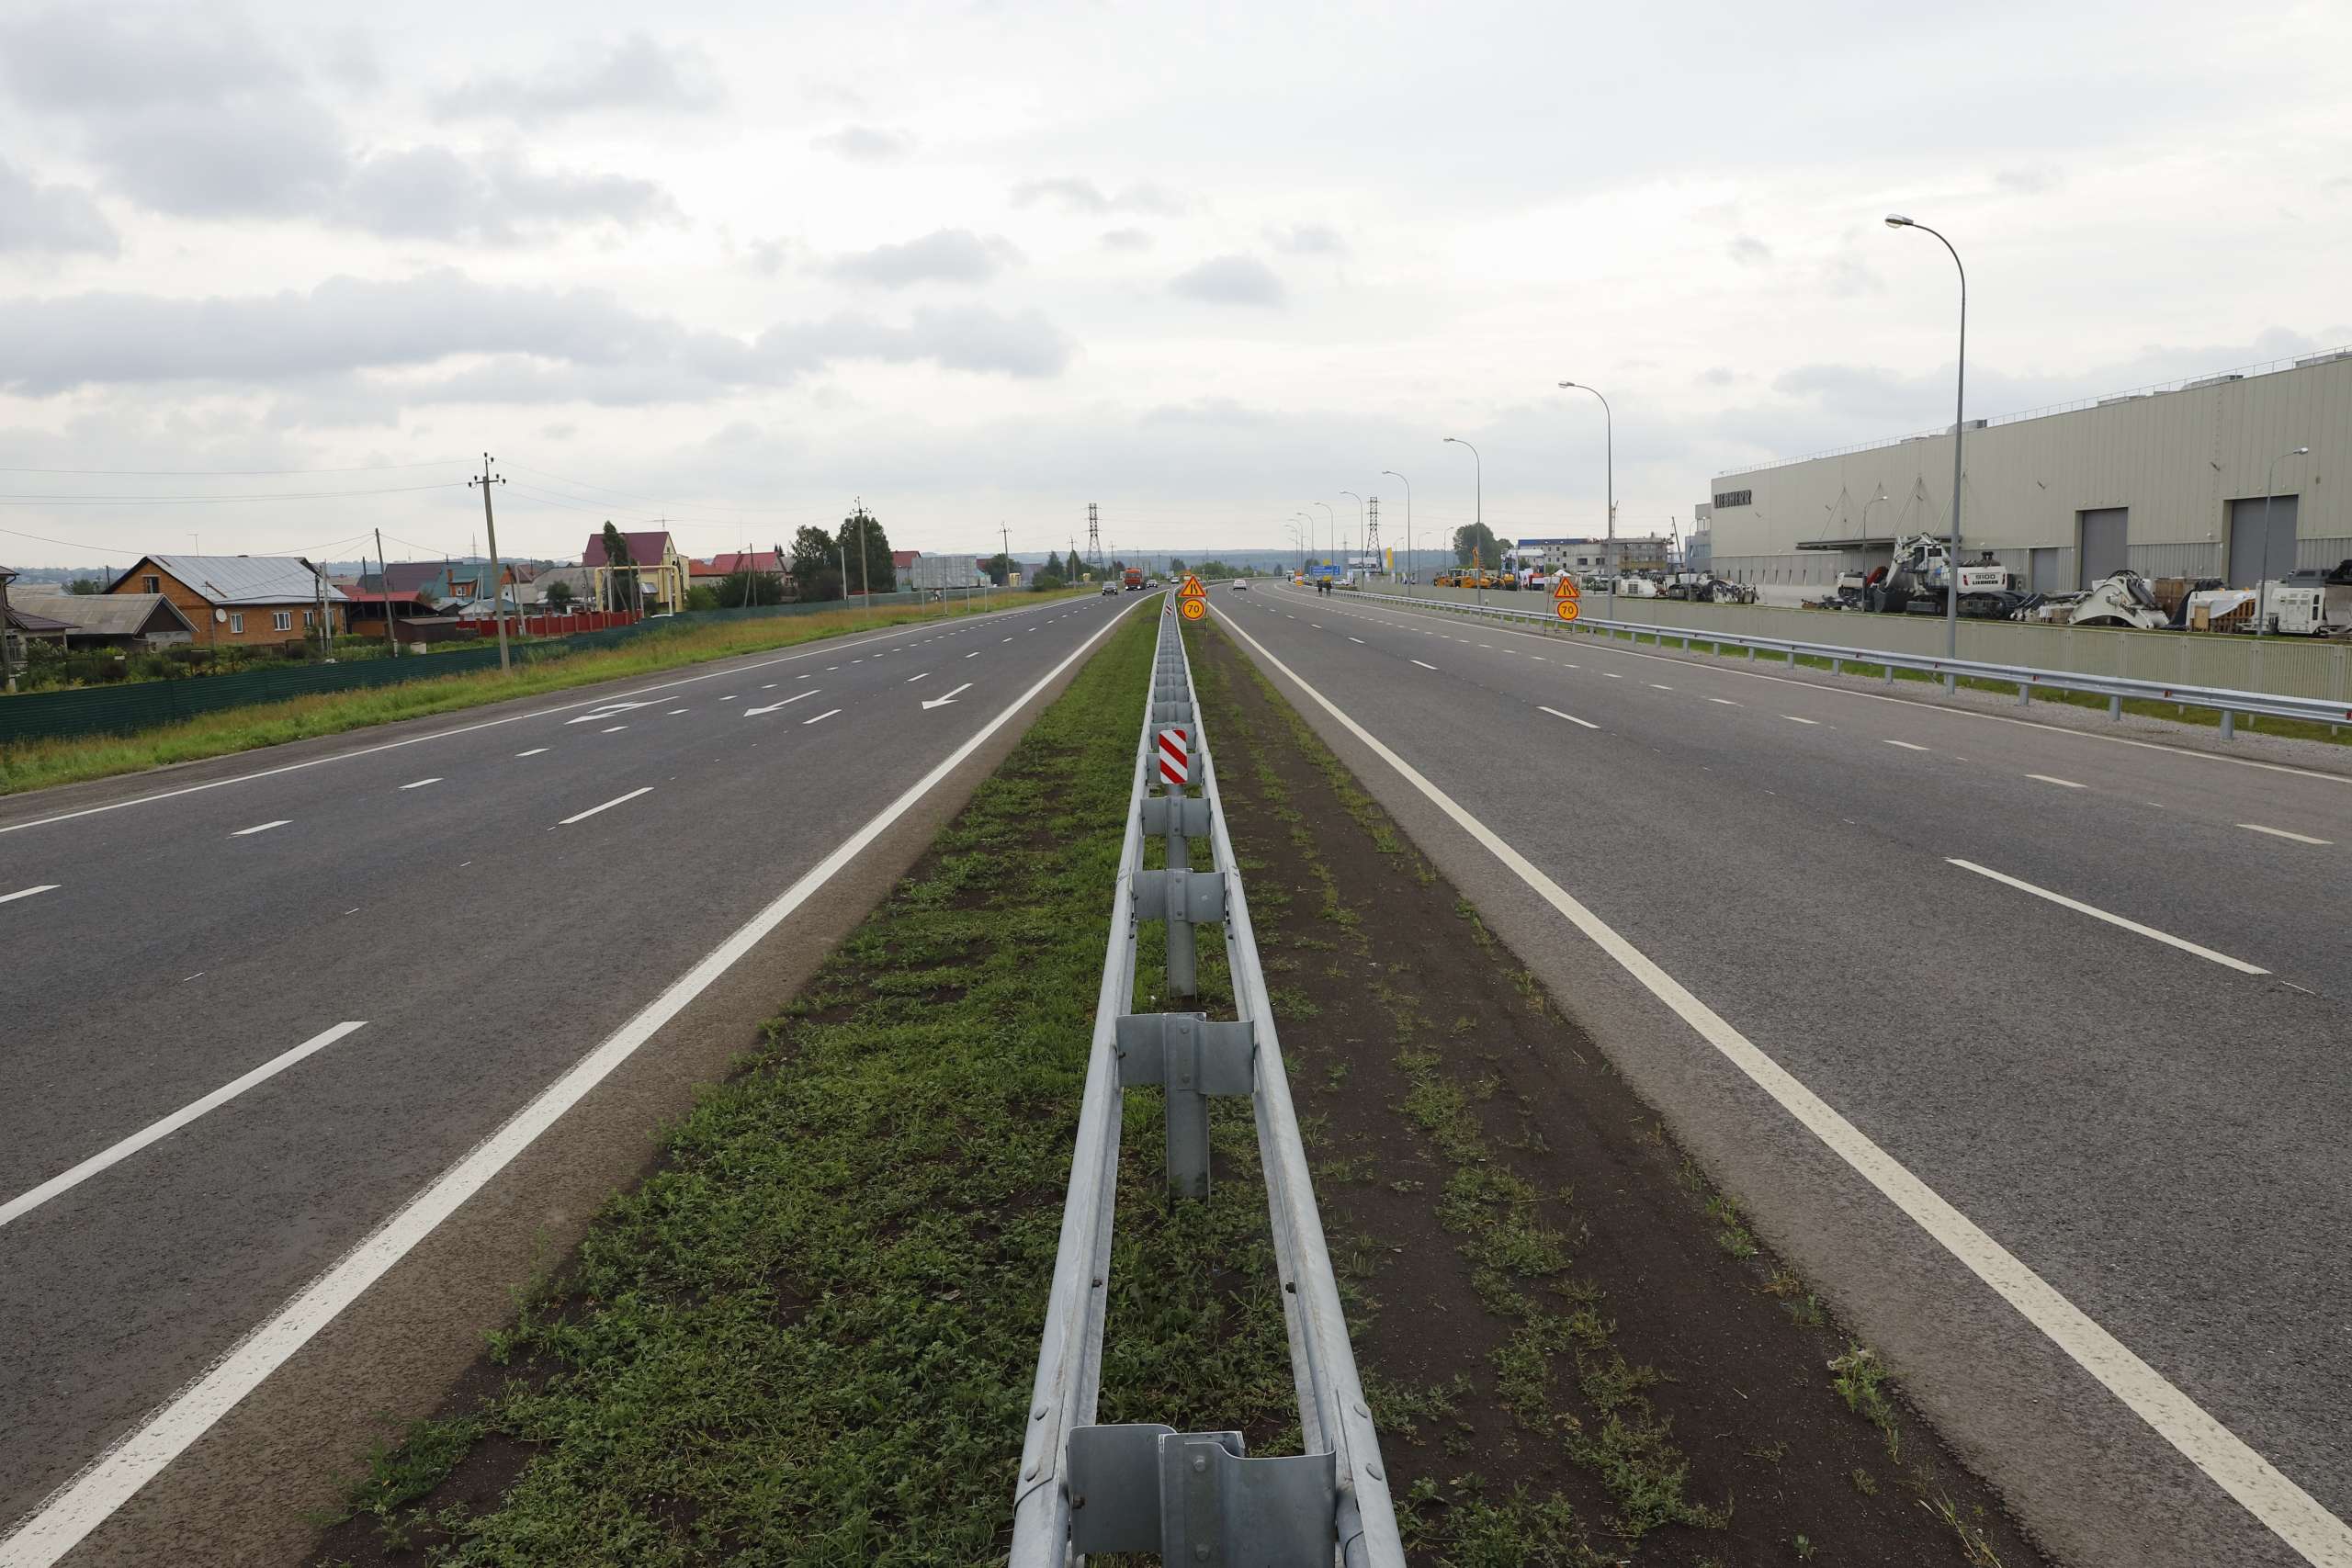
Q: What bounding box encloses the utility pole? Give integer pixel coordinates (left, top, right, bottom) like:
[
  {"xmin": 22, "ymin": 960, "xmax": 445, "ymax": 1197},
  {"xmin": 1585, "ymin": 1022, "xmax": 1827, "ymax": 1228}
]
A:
[
  {"xmin": 850, "ymin": 498, "xmax": 873, "ymax": 620},
  {"xmin": 469, "ymin": 454, "xmax": 511, "ymax": 672},
  {"xmin": 374, "ymin": 528, "xmax": 397, "ymax": 658},
  {"xmin": 0, "ymin": 565, "xmax": 17, "ymax": 694},
  {"xmin": 1087, "ymin": 502, "xmax": 1102, "ymax": 571}
]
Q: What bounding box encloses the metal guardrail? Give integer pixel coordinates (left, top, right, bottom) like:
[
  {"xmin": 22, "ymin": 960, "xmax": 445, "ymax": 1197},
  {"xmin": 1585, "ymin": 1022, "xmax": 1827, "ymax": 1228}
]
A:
[
  {"xmin": 1330, "ymin": 585, "xmax": 2352, "ymax": 738},
  {"xmin": 1011, "ymin": 597, "xmax": 1405, "ymax": 1568}
]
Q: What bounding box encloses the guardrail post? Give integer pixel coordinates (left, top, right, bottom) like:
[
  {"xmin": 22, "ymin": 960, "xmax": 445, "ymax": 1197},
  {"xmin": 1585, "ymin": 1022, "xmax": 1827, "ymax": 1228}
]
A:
[
  {"xmin": 2018, "ymin": 680, "xmax": 2032, "ymax": 706},
  {"xmin": 2109, "ymin": 693, "xmax": 2123, "ymax": 720},
  {"xmin": 2221, "ymin": 709, "xmax": 2235, "ymax": 740}
]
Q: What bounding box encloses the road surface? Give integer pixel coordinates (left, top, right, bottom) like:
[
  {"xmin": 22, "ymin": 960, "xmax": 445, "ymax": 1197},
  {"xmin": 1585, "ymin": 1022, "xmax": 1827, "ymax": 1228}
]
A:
[
  {"xmin": 0, "ymin": 592, "xmax": 1141, "ymax": 1565},
  {"xmin": 1213, "ymin": 582, "xmax": 2351, "ymax": 1568}
]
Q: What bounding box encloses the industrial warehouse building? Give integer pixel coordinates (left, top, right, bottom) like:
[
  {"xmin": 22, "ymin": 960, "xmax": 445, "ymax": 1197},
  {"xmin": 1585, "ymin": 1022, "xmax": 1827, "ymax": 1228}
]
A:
[{"xmin": 1703, "ymin": 346, "xmax": 2350, "ymax": 595}]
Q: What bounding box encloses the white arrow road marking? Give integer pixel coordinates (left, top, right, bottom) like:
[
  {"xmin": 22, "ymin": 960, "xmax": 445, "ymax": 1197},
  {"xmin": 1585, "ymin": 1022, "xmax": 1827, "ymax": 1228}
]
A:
[
  {"xmin": 1, "ymin": 1022, "xmax": 370, "ymax": 1231},
  {"xmin": 558, "ymin": 787, "xmax": 652, "ymax": 826},
  {"xmin": 564, "ymin": 701, "xmax": 652, "ymax": 725},
  {"xmin": 1, "ymin": 885, "xmax": 60, "ymax": 906},
  {"xmin": 922, "ymin": 682, "xmax": 973, "ymax": 711},
  {"xmin": 802, "ymin": 708, "xmax": 842, "ymax": 725},
  {"xmin": 743, "ymin": 691, "xmax": 818, "ymax": 716},
  {"xmin": 231, "ymin": 820, "xmax": 289, "ymax": 837}
]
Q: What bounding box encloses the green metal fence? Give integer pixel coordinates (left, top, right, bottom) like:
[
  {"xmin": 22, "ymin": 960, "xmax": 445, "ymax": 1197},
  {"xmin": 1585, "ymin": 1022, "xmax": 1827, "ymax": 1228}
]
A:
[{"xmin": 0, "ymin": 590, "xmax": 962, "ymax": 746}]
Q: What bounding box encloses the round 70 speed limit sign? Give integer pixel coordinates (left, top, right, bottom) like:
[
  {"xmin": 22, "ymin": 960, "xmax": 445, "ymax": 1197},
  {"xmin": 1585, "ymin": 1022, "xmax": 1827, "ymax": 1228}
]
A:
[
  {"xmin": 1555, "ymin": 600, "xmax": 1580, "ymax": 623},
  {"xmin": 1180, "ymin": 597, "xmax": 1206, "ymax": 621}
]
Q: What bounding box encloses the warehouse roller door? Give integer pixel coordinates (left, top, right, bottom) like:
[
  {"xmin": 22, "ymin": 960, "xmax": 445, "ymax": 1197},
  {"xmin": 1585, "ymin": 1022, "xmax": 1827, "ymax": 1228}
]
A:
[
  {"xmin": 2225, "ymin": 494, "xmax": 2299, "ymax": 587},
  {"xmin": 2077, "ymin": 509, "xmax": 2128, "ymax": 588}
]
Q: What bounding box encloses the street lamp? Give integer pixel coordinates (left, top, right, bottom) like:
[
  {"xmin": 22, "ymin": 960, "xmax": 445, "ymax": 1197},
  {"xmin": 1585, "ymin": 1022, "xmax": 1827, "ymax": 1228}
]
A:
[
  {"xmin": 1340, "ymin": 491, "xmax": 1363, "ymax": 579},
  {"xmin": 2256, "ymin": 446, "xmax": 2311, "ymax": 637},
  {"xmin": 1885, "ymin": 213, "xmax": 1967, "ymax": 685},
  {"xmin": 1442, "ymin": 436, "xmax": 1484, "ymax": 606},
  {"xmin": 1295, "ymin": 513, "xmax": 1316, "ymax": 578},
  {"xmin": 1557, "ymin": 381, "xmax": 1613, "ymax": 623},
  {"xmin": 1312, "ymin": 501, "xmax": 1335, "ymax": 581},
  {"xmin": 1382, "ymin": 469, "xmax": 1413, "ymax": 596}
]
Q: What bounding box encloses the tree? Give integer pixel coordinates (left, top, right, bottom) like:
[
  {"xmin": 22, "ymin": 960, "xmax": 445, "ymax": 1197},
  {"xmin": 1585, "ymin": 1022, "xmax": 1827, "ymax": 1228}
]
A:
[
  {"xmin": 545, "ymin": 580, "xmax": 576, "ymax": 612},
  {"xmin": 685, "ymin": 583, "xmax": 722, "ymax": 612},
  {"xmin": 67, "ymin": 578, "xmax": 103, "ymax": 595},
  {"xmin": 717, "ymin": 569, "xmax": 784, "ymax": 608},
  {"xmin": 600, "ymin": 523, "xmax": 641, "ymax": 614},
  {"xmin": 836, "ymin": 509, "xmax": 896, "ymax": 595},
  {"xmin": 983, "ymin": 552, "xmax": 1012, "ymax": 587},
  {"xmin": 1030, "ymin": 570, "xmax": 1065, "ymax": 592},
  {"xmin": 1044, "ymin": 549, "xmax": 1063, "ymax": 579},
  {"xmin": 787, "ymin": 525, "xmax": 840, "ymax": 599},
  {"xmin": 1453, "ymin": 523, "xmax": 1504, "ymax": 568},
  {"xmin": 1169, "ymin": 558, "xmax": 1186, "ymax": 575}
]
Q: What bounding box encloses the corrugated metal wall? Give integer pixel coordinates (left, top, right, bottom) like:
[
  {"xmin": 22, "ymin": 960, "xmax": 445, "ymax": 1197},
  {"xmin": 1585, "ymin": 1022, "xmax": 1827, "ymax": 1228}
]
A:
[{"xmin": 1710, "ymin": 353, "xmax": 2351, "ymax": 580}]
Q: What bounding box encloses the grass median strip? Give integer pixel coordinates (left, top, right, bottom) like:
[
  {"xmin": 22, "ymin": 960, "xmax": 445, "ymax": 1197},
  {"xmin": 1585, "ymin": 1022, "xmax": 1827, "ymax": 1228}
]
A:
[
  {"xmin": 312, "ymin": 606, "xmax": 1300, "ymax": 1567},
  {"xmin": 0, "ymin": 593, "xmax": 1086, "ymax": 798}
]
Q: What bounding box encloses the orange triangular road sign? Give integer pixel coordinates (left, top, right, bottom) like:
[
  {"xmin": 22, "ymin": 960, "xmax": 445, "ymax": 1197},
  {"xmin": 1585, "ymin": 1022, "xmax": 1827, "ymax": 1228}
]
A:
[
  {"xmin": 1553, "ymin": 575, "xmax": 1581, "ymax": 600},
  {"xmin": 1180, "ymin": 574, "xmax": 1206, "ymax": 598}
]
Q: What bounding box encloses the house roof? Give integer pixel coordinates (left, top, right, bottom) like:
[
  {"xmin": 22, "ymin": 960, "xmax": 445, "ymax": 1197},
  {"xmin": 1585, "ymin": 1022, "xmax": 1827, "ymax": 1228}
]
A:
[
  {"xmin": 890, "ymin": 549, "xmax": 922, "ymax": 569},
  {"xmin": 5, "ymin": 600, "xmax": 76, "ymax": 634},
  {"xmin": 119, "ymin": 554, "xmax": 347, "ymax": 605},
  {"xmin": 376, "ymin": 560, "xmax": 457, "ymax": 594},
  {"xmin": 581, "ymin": 531, "xmax": 678, "ymax": 568},
  {"xmin": 692, "ymin": 550, "xmax": 783, "ymax": 577},
  {"xmin": 338, "ymin": 590, "xmax": 429, "ymax": 606},
  {"xmin": 13, "ymin": 591, "xmax": 197, "ymax": 637}
]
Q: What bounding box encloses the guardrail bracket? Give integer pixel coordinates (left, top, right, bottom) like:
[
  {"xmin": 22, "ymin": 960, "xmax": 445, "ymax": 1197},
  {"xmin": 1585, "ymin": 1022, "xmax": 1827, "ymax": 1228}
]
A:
[{"xmin": 1068, "ymin": 1424, "xmax": 1337, "ymax": 1565}]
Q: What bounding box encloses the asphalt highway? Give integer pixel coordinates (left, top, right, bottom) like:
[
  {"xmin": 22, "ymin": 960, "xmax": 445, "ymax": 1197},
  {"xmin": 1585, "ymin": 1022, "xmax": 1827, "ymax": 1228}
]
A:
[
  {"xmin": 0, "ymin": 592, "xmax": 1140, "ymax": 1561},
  {"xmin": 1216, "ymin": 582, "xmax": 2351, "ymax": 1568}
]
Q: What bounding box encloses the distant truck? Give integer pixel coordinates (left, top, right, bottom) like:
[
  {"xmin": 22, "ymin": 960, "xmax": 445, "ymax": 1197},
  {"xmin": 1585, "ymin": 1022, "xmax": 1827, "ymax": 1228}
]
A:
[{"xmin": 1123, "ymin": 567, "xmax": 1146, "ymax": 591}]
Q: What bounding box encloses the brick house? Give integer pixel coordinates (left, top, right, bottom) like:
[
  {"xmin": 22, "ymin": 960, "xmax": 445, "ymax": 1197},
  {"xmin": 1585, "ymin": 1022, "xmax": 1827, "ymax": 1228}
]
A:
[{"xmin": 106, "ymin": 554, "xmax": 346, "ymax": 648}]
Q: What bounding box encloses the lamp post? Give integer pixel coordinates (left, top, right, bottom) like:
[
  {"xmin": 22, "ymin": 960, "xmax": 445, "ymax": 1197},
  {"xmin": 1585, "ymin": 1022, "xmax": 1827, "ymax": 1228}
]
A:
[
  {"xmin": 1312, "ymin": 501, "xmax": 1335, "ymax": 583},
  {"xmin": 1382, "ymin": 469, "xmax": 1412, "ymax": 596},
  {"xmin": 1442, "ymin": 436, "xmax": 1483, "ymax": 605},
  {"xmin": 1557, "ymin": 381, "xmax": 1613, "ymax": 624},
  {"xmin": 2256, "ymin": 446, "xmax": 2311, "ymax": 637},
  {"xmin": 1885, "ymin": 214, "xmax": 1966, "ymax": 686},
  {"xmin": 1295, "ymin": 512, "xmax": 1316, "ymax": 578},
  {"xmin": 1340, "ymin": 491, "xmax": 1363, "ymax": 581}
]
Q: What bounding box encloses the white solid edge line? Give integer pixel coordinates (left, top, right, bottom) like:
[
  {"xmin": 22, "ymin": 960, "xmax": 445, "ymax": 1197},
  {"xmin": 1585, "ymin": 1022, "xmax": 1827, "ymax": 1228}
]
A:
[
  {"xmin": 556, "ymin": 786, "xmax": 653, "ymax": 827},
  {"xmin": 2236, "ymin": 823, "xmax": 2332, "ymax": 846},
  {"xmin": 1334, "ymin": 592, "xmax": 2352, "ymax": 789},
  {"xmin": 1538, "ymin": 706, "xmax": 1600, "ymax": 730},
  {"xmin": 229, "ymin": 820, "xmax": 289, "ymax": 837},
  {"xmin": 0, "ymin": 1023, "xmax": 368, "ymax": 1231},
  {"xmin": 1946, "ymin": 858, "xmax": 2269, "ymax": 976},
  {"xmin": 0, "ymin": 593, "xmax": 1148, "ymax": 1568},
  {"xmin": 0, "ymin": 884, "xmax": 59, "ymax": 906},
  {"xmin": 2027, "ymin": 773, "xmax": 2086, "ymax": 788},
  {"xmin": 1214, "ymin": 610, "xmax": 2346, "ymax": 1566},
  {"xmin": 0, "ymin": 600, "xmax": 1055, "ymax": 841}
]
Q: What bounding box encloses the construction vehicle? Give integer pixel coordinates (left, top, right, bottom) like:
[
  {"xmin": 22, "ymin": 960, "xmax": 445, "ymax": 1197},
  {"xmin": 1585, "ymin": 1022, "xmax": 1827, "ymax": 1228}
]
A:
[
  {"xmin": 1861, "ymin": 533, "xmax": 2028, "ymax": 618},
  {"xmin": 2011, "ymin": 570, "xmax": 2170, "ymax": 631}
]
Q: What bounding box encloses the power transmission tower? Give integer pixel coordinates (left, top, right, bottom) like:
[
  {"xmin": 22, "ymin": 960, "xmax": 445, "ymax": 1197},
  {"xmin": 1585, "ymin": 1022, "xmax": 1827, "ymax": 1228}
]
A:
[
  {"xmin": 1365, "ymin": 497, "xmax": 1382, "ymax": 564},
  {"xmin": 1086, "ymin": 502, "xmax": 1102, "ymax": 570}
]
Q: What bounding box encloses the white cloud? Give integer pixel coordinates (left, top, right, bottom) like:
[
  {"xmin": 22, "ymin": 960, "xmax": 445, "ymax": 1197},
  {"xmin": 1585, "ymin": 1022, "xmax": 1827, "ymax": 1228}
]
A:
[
  {"xmin": 827, "ymin": 229, "xmax": 1022, "ymax": 288},
  {"xmin": 0, "ymin": 160, "xmax": 119, "ymax": 254},
  {"xmin": 1169, "ymin": 255, "xmax": 1286, "ymax": 309},
  {"xmin": 1099, "ymin": 228, "xmax": 1154, "ymax": 252},
  {"xmin": 1266, "ymin": 222, "xmax": 1344, "ymax": 255},
  {"xmin": 810, "ymin": 125, "xmax": 914, "ymax": 163},
  {"xmin": 1011, "ymin": 176, "xmax": 1186, "ymax": 216},
  {"xmin": 436, "ymin": 33, "xmax": 724, "ymax": 123}
]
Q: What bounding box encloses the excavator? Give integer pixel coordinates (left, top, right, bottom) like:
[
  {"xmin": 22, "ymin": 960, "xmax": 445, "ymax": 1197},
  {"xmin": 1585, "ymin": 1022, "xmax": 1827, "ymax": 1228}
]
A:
[{"xmin": 1853, "ymin": 533, "xmax": 2030, "ymax": 619}]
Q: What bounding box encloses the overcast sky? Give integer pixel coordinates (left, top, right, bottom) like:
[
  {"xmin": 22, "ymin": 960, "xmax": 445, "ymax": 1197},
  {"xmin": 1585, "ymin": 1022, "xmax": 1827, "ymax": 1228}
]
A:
[{"xmin": 1, "ymin": 0, "xmax": 2346, "ymax": 569}]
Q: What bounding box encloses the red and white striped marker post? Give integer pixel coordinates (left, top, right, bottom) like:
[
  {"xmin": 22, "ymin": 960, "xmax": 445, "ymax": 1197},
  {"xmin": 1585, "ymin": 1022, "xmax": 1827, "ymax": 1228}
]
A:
[{"xmin": 1157, "ymin": 726, "xmax": 1190, "ymax": 787}]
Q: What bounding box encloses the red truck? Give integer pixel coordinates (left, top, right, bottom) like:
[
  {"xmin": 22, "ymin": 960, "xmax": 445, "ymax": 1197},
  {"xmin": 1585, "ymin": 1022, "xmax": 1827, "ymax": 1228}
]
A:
[{"xmin": 1123, "ymin": 567, "xmax": 1146, "ymax": 591}]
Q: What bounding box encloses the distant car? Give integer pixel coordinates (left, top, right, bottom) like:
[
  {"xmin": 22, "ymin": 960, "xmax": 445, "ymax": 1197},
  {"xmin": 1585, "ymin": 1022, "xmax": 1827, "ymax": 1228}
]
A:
[
  {"xmin": 1230, "ymin": 579, "xmax": 1248, "ymax": 591},
  {"xmin": 1099, "ymin": 582, "xmax": 1118, "ymax": 596}
]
